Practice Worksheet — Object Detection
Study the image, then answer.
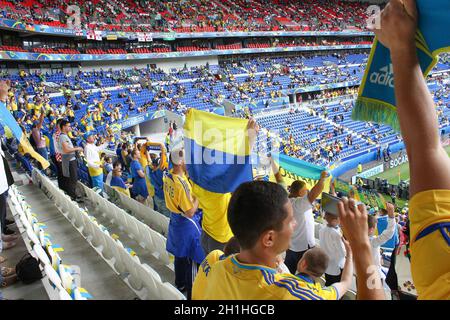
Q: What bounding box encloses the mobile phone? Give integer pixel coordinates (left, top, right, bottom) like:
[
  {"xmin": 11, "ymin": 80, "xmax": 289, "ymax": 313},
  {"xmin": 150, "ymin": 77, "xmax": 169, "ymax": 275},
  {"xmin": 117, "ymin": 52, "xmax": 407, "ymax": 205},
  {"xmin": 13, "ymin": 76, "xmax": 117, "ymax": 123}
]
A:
[{"xmin": 321, "ymin": 192, "xmax": 341, "ymax": 216}]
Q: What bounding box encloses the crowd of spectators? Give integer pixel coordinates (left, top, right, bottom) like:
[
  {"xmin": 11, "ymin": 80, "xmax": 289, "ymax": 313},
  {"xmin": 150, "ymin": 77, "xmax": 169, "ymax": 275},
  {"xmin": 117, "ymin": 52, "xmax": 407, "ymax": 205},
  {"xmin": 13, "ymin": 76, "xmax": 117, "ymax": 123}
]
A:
[{"xmin": 1, "ymin": 0, "xmax": 373, "ymax": 33}]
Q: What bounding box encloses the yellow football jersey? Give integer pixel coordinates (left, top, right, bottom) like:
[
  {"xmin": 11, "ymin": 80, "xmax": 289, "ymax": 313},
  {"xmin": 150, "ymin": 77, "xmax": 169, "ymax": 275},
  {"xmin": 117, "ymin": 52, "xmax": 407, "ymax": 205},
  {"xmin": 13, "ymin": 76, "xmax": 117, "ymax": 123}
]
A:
[
  {"xmin": 163, "ymin": 171, "xmax": 194, "ymax": 214},
  {"xmin": 409, "ymin": 190, "xmax": 450, "ymax": 300},
  {"xmin": 192, "ymin": 250, "xmax": 225, "ymax": 300},
  {"xmin": 193, "ymin": 255, "xmax": 339, "ymax": 300},
  {"xmin": 191, "ymin": 183, "xmax": 233, "ymax": 243}
]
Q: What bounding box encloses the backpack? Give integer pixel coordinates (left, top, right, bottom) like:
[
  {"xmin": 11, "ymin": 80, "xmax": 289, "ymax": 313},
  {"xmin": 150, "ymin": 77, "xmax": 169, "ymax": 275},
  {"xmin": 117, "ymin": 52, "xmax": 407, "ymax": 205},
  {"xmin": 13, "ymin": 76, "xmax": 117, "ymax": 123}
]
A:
[{"xmin": 15, "ymin": 253, "xmax": 43, "ymax": 284}]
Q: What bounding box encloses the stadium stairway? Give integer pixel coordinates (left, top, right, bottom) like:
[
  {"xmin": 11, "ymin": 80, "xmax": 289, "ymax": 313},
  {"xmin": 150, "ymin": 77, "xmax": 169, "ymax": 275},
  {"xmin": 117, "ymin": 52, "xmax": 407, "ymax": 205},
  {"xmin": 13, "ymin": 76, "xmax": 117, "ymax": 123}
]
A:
[{"xmin": 2, "ymin": 163, "xmax": 137, "ymax": 300}]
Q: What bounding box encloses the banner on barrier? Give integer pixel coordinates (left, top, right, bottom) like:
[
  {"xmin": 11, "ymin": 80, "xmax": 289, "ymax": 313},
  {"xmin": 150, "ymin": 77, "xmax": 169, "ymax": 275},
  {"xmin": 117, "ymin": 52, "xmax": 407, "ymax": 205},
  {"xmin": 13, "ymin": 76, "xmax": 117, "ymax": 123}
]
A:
[{"xmin": 351, "ymin": 164, "xmax": 384, "ymax": 184}]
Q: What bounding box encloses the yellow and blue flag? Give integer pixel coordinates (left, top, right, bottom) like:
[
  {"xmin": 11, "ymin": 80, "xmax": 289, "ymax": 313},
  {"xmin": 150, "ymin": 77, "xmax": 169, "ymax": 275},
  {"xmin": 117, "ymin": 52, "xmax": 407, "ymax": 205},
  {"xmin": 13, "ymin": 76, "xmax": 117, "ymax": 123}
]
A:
[
  {"xmin": 183, "ymin": 109, "xmax": 253, "ymax": 243},
  {"xmin": 0, "ymin": 101, "xmax": 50, "ymax": 169},
  {"xmin": 184, "ymin": 109, "xmax": 253, "ymax": 193},
  {"xmin": 352, "ymin": 1, "xmax": 450, "ymax": 131}
]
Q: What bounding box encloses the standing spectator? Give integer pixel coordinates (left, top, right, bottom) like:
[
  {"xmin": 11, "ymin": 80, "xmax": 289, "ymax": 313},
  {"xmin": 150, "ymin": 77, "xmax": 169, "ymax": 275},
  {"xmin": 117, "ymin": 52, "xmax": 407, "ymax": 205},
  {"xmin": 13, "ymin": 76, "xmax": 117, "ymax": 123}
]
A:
[
  {"xmin": 83, "ymin": 132, "xmax": 109, "ymax": 191},
  {"xmin": 120, "ymin": 143, "xmax": 129, "ymax": 168},
  {"xmin": 103, "ymin": 156, "xmax": 113, "ymax": 176},
  {"xmin": 148, "ymin": 146, "xmax": 170, "ymax": 217},
  {"xmin": 386, "ymin": 146, "xmax": 392, "ymax": 161},
  {"xmin": 165, "ymin": 133, "xmax": 171, "ymax": 152},
  {"xmin": 285, "ymin": 171, "xmax": 328, "ymax": 274},
  {"xmin": 377, "ymin": 207, "xmax": 400, "ymax": 251},
  {"xmin": 0, "ymin": 140, "xmax": 17, "ymax": 240},
  {"xmin": 319, "ymin": 211, "xmax": 346, "ymax": 286},
  {"xmin": 58, "ymin": 119, "xmax": 83, "ymax": 201},
  {"xmin": 390, "ymin": 190, "xmax": 397, "ymax": 205},
  {"xmin": 129, "ymin": 149, "xmax": 149, "ymax": 204},
  {"xmin": 357, "ymin": 162, "xmax": 363, "ymax": 175},
  {"xmin": 106, "ymin": 160, "xmax": 121, "ymax": 187},
  {"xmin": 0, "ymin": 85, "xmax": 19, "ymax": 278},
  {"xmin": 168, "ymin": 120, "xmax": 173, "ymax": 139},
  {"xmin": 0, "ymin": 141, "xmax": 18, "ymax": 290},
  {"xmin": 368, "ymin": 203, "xmax": 396, "ymax": 286},
  {"xmin": 376, "ymin": 146, "xmax": 382, "ymax": 161},
  {"xmin": 163, "ymin": 149, "xmax": 205, "ymax": 300},
  {"xmin": 31, "ymin": 108, "xmax": 48, "ymax": 160},
  {"xmin": 193, "ymin": 181, "xmax": 384, "ymax": 300},
  {"xmin": 52, "ymin": 119, "xmax": 64, "ymax": 189}
]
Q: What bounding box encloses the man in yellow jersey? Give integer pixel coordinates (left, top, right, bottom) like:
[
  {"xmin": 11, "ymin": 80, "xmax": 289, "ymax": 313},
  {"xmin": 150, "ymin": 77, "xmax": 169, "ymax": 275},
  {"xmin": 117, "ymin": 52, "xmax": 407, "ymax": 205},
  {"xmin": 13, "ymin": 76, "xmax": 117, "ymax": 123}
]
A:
[
  {"xmin": 374, "ymin": 0, "xmax": 450, "ymax": 299},
  {"xmin": 193, "ymin": 181, "xmax": 385, "ymax": 300},
  {"xmin": 163, "ymin": 148, "xmax": 205, "ymax": 300}
]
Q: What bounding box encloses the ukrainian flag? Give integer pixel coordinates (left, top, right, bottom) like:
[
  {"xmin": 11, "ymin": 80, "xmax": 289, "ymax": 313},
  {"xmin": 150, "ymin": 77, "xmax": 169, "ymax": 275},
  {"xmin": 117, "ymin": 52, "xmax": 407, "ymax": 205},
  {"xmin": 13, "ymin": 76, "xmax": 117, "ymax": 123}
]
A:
[
  {"xmin": 0, "ymin": 102, "xmax": 50, "ymax": 169},
  {"xmin": 184, "ymin": 109, "xmax": 253, "ymax": 194},
  {"xmin": 184, "ymin": 109, "xmax": 253, "ymax": 243}
]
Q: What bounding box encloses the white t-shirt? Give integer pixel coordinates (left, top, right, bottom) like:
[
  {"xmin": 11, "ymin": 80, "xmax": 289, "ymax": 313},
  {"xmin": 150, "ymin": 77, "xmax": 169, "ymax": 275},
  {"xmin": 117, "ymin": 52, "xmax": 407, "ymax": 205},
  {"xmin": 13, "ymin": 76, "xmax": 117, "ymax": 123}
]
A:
[
  {"xmin": 369, "ymin": 217, "xmax": 396, "ymax": 280},
  {"xmin": 319, "ymin": 225, "xmax": 346, "ymax": 276},
  {"xmin": 105, "ymin": 171, "xmax": 113, "ymax": 186},
  {"xmin": 0, "ymin": 147, "xmax": 9, "ymax": 195},
  {"xmin": 289, "ymin": 194, "xmax": 315, "ymax": 252}
]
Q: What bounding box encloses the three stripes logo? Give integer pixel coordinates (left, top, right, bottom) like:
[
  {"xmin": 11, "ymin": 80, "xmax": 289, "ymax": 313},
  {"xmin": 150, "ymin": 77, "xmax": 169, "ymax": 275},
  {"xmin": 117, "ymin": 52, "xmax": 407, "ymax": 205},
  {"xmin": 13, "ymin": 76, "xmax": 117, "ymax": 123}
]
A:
[{"xmin": 369, "ymin": 63, "xmax": 394, "ymax": 88}]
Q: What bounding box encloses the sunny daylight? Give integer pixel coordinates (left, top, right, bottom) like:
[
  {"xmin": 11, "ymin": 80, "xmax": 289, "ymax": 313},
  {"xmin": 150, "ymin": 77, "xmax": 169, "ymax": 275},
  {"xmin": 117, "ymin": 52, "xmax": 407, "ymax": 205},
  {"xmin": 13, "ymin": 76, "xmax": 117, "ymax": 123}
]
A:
[{"xmin": 0, "ymin": 0, "xmax": 449, "ymax": 309}]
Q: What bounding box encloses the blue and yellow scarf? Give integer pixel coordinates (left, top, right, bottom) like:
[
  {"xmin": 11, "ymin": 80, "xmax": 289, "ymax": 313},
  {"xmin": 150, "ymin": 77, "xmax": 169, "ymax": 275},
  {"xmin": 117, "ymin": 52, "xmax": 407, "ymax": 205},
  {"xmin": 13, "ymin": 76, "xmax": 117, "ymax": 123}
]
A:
[{"xmin": 352, "ymin": 1, "xmax": 450, "ymax": 131}]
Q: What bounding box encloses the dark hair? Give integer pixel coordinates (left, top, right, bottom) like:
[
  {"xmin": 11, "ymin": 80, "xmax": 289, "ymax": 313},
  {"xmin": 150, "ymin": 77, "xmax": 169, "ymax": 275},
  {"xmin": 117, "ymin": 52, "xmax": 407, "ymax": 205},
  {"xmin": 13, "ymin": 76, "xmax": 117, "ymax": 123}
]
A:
[
  {"xmin": 113, "ymin": 160, "xmax": 121, "ymax": 169},
  {"xmin": 289, "ymin": 180, "xmax": 306, "ymax": 198},
  {"xmin": 224, "ymin": 237, "xmax": 240, "ymax": 256},
  {"xmin": 55, "ymin": 118, "xmax": 63, "ymax": 130},
  {"xmin": 368, "ymin": 215, "xmax": 377, "ymax": 229},
  {"xmin": 59, "ymin": 119, "xmax": 70, "ymax": 129},
  {"xmin": 302, "ymin": 248, "xmax": 329, "ymax": 278},
  {"xmin": 227, "ymin": 181, "xmax": 289, "ymax": 250},
  {"xmin": 131, "ymin": 148, "xmax": 140, "ymax": 157}
]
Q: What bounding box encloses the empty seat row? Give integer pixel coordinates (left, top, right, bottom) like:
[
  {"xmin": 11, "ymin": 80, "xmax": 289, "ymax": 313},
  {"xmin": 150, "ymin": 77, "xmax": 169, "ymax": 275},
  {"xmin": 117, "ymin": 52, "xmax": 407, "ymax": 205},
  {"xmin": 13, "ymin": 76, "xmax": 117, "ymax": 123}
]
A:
[
  {"xmin": 104, "ymin": 184, "xmax": 169, "ymax": 237},
  {"xmin": 8, "ymin": 184, "xmax": 91, "ymax": 300},
  {"xmin": 81, "ymin": 183, "xmax": 172, "ymax": 268},
  {"xmin": 33, "ymin": 169, "xmax": 183, "ymax": 300}
]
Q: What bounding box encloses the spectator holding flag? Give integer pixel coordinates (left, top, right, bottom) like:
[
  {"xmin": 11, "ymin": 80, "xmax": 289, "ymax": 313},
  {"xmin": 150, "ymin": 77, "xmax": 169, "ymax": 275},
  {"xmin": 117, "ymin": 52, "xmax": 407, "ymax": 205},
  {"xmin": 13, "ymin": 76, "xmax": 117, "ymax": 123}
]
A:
[{"xmin": 284, "ymin": 171, "xmax": 328, "ymax": 274}]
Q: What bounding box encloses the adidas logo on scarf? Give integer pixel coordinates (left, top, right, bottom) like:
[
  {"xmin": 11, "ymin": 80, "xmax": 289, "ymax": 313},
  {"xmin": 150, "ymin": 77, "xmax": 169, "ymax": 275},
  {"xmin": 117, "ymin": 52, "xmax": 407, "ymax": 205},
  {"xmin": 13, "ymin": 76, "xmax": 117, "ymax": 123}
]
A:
[{"xmin": 369, "ymin": 64, "xmax": 394, "ymax": 88}]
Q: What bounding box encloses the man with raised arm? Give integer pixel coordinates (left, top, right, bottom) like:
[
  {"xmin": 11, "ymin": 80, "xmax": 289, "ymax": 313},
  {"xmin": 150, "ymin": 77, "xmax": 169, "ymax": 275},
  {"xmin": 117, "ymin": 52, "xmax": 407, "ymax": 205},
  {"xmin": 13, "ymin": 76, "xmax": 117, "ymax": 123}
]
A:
[{"xmin": 370, "ymin": 0, "xmax": 450, "ymax": 299}]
